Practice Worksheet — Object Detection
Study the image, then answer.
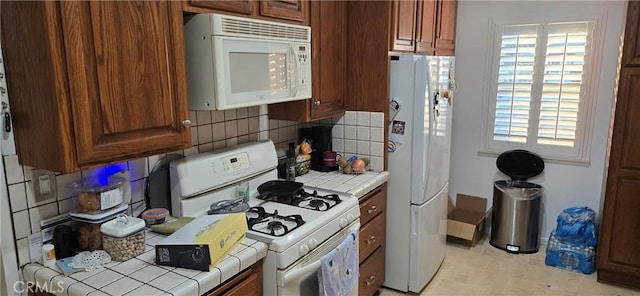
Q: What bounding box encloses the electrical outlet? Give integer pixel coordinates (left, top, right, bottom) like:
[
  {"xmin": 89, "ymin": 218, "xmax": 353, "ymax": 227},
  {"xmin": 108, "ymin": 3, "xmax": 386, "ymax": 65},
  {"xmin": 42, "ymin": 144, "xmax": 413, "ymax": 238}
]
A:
[{"xmin": 31, "ymin": 169, "xmax": 57, "ymax": 202}]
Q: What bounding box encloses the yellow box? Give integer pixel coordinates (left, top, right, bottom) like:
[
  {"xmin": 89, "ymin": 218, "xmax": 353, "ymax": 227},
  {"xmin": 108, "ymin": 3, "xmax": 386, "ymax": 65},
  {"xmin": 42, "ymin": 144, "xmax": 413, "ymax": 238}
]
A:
[{"xmin": 155, "ymin": 213, "xmax": 247, "ymax": 271}]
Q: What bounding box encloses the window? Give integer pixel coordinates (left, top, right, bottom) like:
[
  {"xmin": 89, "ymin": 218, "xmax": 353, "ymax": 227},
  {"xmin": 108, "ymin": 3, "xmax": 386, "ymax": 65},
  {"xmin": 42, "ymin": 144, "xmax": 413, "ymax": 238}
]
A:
[{"xmin": 481, "ymin": 20, "xmax": 603, "ymax": 164}]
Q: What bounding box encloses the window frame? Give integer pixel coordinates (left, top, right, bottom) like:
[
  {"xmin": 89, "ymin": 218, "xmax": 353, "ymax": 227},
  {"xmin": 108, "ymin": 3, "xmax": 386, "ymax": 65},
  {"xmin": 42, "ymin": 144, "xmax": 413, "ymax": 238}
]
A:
[{"xmin": 479, "ymin": 16, "xmax": 606, "ymax": 166}]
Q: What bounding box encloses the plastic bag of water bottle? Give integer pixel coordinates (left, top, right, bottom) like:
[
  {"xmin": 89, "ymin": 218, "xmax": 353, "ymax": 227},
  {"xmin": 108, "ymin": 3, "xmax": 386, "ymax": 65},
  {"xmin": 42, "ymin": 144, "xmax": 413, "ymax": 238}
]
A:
[{"xmin": 554, "ymin": 207, "xmax": 597, "ymax": 247}]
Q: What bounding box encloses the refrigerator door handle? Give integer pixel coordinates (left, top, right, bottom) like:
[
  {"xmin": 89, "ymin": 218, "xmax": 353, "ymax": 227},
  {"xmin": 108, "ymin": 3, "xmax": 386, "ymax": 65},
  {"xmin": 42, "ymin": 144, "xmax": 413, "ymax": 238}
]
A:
[{"xmin": 411, "ymin": 209, "xmax": 418, "ymax": 236}]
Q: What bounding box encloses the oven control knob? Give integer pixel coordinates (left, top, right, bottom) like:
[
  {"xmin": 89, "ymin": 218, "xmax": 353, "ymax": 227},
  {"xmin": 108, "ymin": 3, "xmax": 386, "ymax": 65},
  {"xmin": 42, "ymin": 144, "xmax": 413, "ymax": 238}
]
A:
[
  {"xmin": 298, "ymin": 244, "xmax": 310, "ymax": 256},
  {"xmin": 339, "ymin": 217, "xmax": 348, "ymax": 228},
  {"xmin": 346, "ymin": 214, "xmax": 355, "ymax": 222},
  {"xmin": 308, "ymin": 238, "xmax": 318, "ymax": 249}
]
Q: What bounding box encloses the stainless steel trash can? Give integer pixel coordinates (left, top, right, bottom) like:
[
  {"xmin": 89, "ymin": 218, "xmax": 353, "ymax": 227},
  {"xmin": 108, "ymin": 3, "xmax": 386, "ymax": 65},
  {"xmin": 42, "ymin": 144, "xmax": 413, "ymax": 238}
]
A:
[{"xmin": 490, "ymin": 150, "xmax": 545, "ymax": 254}]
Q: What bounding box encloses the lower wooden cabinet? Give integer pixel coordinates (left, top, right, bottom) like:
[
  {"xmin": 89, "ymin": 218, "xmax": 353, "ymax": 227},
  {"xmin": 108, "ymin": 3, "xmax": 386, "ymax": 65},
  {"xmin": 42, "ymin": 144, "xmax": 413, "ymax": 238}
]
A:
[
  {"xmin": 207, "ymin": 260, "xmax": 263, "ymax": 296},
  {"xmin": 358, "ymin": 184, "xmax": 387, "ymax": 296}
]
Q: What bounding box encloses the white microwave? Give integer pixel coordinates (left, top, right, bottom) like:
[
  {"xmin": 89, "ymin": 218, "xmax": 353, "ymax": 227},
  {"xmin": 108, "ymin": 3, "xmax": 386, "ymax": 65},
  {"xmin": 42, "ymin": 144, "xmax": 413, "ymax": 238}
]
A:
[{"xmin": 184, "ymin": 13, "xmax": 311, "ymax": 110}]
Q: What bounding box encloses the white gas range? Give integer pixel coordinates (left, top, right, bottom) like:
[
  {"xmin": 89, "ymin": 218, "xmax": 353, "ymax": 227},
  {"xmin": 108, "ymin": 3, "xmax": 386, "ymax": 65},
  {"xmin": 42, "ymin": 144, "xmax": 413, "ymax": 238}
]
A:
[{"xmin": 169, "ymin": 140, "xmax": 360, "ymax": 295}]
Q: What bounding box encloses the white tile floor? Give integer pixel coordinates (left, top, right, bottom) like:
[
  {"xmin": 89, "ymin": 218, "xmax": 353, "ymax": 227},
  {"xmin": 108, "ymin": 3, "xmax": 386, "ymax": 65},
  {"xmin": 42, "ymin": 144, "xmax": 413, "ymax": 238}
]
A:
[{"xmin": 380, "ymin": 238, "xmax": 640, "ymax": 296}]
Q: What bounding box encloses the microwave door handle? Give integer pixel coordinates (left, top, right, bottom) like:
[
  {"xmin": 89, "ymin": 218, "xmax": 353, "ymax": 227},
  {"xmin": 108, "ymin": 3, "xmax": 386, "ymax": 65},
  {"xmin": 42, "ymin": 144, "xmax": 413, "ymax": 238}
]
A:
[
  {"xmin": 281, "ymin": 260, "xmax": 321, "ymax": 285},
  {"xmin": 290, "ymin": 44, "xmax": 300, "ymax": 97}
]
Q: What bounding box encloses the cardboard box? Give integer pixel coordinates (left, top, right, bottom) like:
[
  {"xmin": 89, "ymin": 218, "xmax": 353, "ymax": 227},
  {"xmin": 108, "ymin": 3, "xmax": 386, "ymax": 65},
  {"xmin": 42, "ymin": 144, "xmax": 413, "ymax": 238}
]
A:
[
  {"xmin": 155, "ymin": 213, "xmax": 247, "ymax": 271},
  {"xmin": 447, "ymin": 194, "xmax": 492, "ymax": 246}
]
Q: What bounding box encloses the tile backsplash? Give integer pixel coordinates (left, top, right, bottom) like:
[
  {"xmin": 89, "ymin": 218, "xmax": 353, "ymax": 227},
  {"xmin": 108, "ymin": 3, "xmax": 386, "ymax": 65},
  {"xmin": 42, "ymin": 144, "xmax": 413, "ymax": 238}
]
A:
[{"xmin": 2, "ymin": 107, "xmax": 385, "ymax": 267}]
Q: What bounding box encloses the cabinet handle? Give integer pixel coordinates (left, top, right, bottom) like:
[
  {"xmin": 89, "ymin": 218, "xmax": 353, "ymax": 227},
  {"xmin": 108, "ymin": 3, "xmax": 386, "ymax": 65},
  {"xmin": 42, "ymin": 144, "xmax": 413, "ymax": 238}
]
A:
[
  {"xmin": 182, "ymin": 119, "xmax": 192, "ymax": 126},
  {"xmin": 367, "ymin": 205, "xmax": 377, "ymax": 214},
  {"xmin": 365, "ymin": 276, "xmax": 376, "ymax": 286},
  {"xmin": 314, "ymin": 100, "xmax": 321, "ymax": 107},
  {"xmin": 366, "ymin": 236, "xmax": 377, "ymax": 245}
]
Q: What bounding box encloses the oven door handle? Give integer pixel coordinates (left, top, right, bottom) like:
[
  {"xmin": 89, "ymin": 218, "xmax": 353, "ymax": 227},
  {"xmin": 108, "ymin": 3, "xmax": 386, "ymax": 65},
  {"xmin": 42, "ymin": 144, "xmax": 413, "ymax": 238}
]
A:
[{"xmin": 280, "ymin": 260, "xmax": 322, "ymax": 286}]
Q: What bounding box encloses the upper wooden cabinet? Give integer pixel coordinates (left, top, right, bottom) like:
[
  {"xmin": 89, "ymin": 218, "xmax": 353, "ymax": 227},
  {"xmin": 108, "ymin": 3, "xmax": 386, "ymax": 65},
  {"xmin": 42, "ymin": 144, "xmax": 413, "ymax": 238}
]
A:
[
  {"xmin": 389, "ymin": 0, "xmax": 456, "ymax": 55},
  {"xmin": 434, "ymin": 0, "xmax": 457, "ymax": 56},
  {"xmin": 268, "ymin": 1, "xmax": 346, "ymax": 122},
  {"xmin": 622, "ymin": 1, "xmax": 640, "ymax": 66},
  {"xmin": 184, "ymin": 0, "xmax": 309, "ymax": 25},
  {"xmin": 1, "ymin": 1, "xmax": 191, "ymax": 173}
]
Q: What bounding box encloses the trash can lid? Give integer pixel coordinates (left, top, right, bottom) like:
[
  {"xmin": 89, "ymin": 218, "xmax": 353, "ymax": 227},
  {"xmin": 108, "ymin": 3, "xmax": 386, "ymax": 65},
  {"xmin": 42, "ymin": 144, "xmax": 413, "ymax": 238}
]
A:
[{"xmin": 496, "ymin": 149, "xmax": 544, "ymax": 181}]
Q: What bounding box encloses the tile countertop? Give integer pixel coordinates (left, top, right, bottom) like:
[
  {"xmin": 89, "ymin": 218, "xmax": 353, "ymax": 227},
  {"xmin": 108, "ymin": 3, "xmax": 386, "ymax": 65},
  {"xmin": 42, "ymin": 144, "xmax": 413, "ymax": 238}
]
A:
[
  {"xmin": 295, "ymin": 170, "xmax": 390, "ymax": 198},
  {"xmin": 22, "ymin": 231, "xmax": 267, "ymax": 296}
]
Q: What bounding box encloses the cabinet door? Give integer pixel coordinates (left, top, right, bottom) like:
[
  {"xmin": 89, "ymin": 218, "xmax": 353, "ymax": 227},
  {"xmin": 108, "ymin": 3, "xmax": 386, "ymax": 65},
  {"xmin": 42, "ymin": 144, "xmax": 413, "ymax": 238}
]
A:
[
  {"xmin": 434, "ymin": 0, "xmax": 456, "ymax": 55},
  {"xmin": 415, "ymin": 0, "xmax": 437, "ymax": 54},
  {"xmin": 60, "ymin": 1, "xmax": 190, "ymax": 166},
  {"xmin": 268, "ymin": 0, "xmax": 345, "ymax": 122},
  {"xmin": 390, "ymin": 0, "xmax": 418, "ymax": 52},
  {"xmin": 260, "ymin": 0, "xmax": 308, "ymax": 23},
  {"xmin": 186, "ymin": 0, "xmax": 255, "ymax": 15},
  {"xmin": 622, "ymin": 1, "xmax": 640, "ymax": 66},
  {"xmin": 598, "ymin": 68, "xmax": 640, "ymax": 289}
]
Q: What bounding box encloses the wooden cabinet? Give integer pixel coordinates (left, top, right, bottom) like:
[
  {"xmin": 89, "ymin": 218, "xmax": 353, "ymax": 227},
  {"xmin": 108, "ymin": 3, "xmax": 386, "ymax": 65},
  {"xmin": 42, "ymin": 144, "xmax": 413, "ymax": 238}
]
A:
[
  {"xmin": 358, "ymin": 184, "xmax": 387, "ymax": 296},
  {"xmin": 597, "ymin": 1, "xmax": 640, "ymax": 290},
  {"xmin": 389, "ymin": 0, "xmax": 456, "ymax": 55},
  {"xmin": 622, "ymin": 1, "xmax": 640, "ymax": 66},
  {"xmin": 1, "ymin": 1, "xmax": 190, "ymax": 173},
  {"xmin": 207, "ymin": 260, "xmax": 263, "ymax": 296},
  {"xmin": 598, "ymin": 68, "xmax": 640, "ymax": 290},
  {"xmin": 434, "ymin": 0, "xmax": 457, "ymax": 56},
  {"xmin": 268, "ymin": 0, "xmax": 346, "ymax": 122},
  {"xmin": 183, "ymin": 0, "xmax": 309, "ymax": 25}
]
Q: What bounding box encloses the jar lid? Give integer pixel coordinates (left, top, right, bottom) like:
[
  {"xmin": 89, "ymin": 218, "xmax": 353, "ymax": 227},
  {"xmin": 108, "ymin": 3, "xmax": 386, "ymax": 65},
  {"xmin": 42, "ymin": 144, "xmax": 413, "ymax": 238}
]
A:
[
  {"xmin": 100, "ymin": 214, "xmax": 145, "ymax": 238},
  {"xmin": 68, "ymin": 176, "xmax": 125, "ymax": 193},
  {"xmin": 142, "ymin": 208, "xmax": 169, "ymax": 220},
  {"xmin": 69, "ymin": 203, "xmax": 128, "ymax": 223}
]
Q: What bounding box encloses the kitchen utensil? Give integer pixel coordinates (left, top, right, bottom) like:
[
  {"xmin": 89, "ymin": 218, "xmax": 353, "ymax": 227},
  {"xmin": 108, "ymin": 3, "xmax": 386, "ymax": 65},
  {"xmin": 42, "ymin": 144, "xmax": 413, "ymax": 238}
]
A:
[
  {"xmin": 256, "ymin": 180, "xmax": 304, "ymax": 199},
  {"xmin": 146, "ymin": 154, "xmax": 184, "ymax": 215},
  {"xmin": 207, "ymin": 198, "xmax": 250, "ymax": 214}
]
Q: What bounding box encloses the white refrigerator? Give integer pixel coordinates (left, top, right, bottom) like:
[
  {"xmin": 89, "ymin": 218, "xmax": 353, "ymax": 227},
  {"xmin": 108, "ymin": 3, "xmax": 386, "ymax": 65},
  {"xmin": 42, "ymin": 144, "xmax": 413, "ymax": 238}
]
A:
[{"xmin": 384, "ymin": 55, "xmax": 455, "ymax": 293}]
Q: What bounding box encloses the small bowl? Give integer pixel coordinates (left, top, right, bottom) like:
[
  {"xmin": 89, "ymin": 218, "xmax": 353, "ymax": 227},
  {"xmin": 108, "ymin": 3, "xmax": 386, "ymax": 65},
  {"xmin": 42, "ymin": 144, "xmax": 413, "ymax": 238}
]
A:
[{"xmin": 141, "ymin": 208, "xmax": 169, "ymax": 226}]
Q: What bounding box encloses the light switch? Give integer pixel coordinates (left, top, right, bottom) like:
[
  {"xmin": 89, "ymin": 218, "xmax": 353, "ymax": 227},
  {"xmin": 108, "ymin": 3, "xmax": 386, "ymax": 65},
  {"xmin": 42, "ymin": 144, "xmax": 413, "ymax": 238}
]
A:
[{"xmin": 31, "ymin": 169, "xmax": 56, "ymax": 202}]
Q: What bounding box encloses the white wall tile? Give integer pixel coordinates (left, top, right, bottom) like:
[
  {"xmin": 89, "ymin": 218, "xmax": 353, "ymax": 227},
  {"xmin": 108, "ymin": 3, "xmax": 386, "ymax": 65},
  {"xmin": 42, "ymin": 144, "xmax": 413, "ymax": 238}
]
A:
[
  {"xmin": 224, "ymin": 109, "xmax": 237, "ymax": 121},
  {"xmin": 259, "ymin": 131, "xmax": 269, "ymax": 141},
  {"xmin": 269, "ymin": 119, "xmax": 280, "ymax": 130},
  {"xmin": 236, "ymin": 107, "xmax": 248, "ymax": 119},
  {"xmin": 128, "ymin": 158, "xmax": 148, "ymax": 181},
  {"xmin": 345, "ymin": 140, "xmax": 357, "ymax": 154},
  {"xmin": 238, "ymin": 135, "xmax": 249, "ymax": 144},
  {"xmin": 196, "ymin": 111, "xmax": 212, "ymax": 125},
  {"xmin": 357, "ymin": 141, "xmax": 370, "ymax": 155},
  {"xmin": 189, "ymin": 111, "xmax": 197, "ymax": 123},
  {"xmin": 259, "ymin": 115, "xmax": 270, "ymax": 132},
  {"xmin": 370, "ymin": 142, "xmax": 385, "ymax": 157},
  {"xmin": 371, "ymin": 112, "xmax": 385, "ymax": 127},
  {"xmin": 332, "ymin": 125, "xmax": 344, "ymax": 139},
  {"xmin": 197, "ymin": 124, "xmax": 213, "ymax": 144},
  {"xmin": 4, "ymin": 155, "xmax": 24, "ymax": 184},
  {"xmin": 213, "ymin": 140, "xmax": 226, "ymax": 150},
  {"xmin": 248, "ymin": 106, "xmax": 260, "ymax": 117},
  {"xmin": 249, "ymin": 133, "xmax": 259, "ymax": 142},
  {"xmin": 212, "ymin": 122, "xmax": 225, "ymax": 141},
  {"xmin": 81, "ymin": 167, "xmax": 105, "ymax": 181},
  {"xmin": 56, "ymin": 171, "xmax": 81, "ymax": 201},
  {"xmin": 357, "ymin": 126, "xmax": 370, "ymax": 141},
  {"xmin": 212, "ymin": 110, "xmax": 225, "ymax": 123},
  {"xmin": 147, "ymin": 155, "xmax": 164, "ymax": 173},
  {"xmin": 248, "ymin": 117, "xmax": 259, "ymax": 134},
  {"xmin": 332, "ymin": 115, "xmax": 344, "ymax": 125},
  {"xmin": 268, "ymin": 129, "xmax": 279, "ymax": 143},
  {"xmin": 8, "ymin": 183, "xmax": 27, "ymax": 212},
  {"xmin": 184, "ymin": 147, "xmax": 199, "ymax": 156},
  {"xmin": 23, "ymin": 165, "xmax": 34, "ymax": 182},
  {"xmin": 226, "ymin": 137, "xmax": 238, "ymax": 147},
  {"xmin": 225, "ymin": 121, "xmax": 238, "ymax": 138},
  {"xmin": 190, "ymin": 126, "xmax": 198, "ymax": 145},
  {"xmin": 131, "ymin": 179, "xmax": 145, "ymax": 204},
  {"xmin": 29, "ymin": 202, "xmax": 59, "ymax": 233},
  {"xmin": 12, "ymin": 211, "xmax": 31, "ymax": 239},
  {"xmin": 286, "ymin": 126, "xmax": 297, "ymax": 141},
  {"xmin": 344, "ymin": 126, "xmax": 357, "ymax": 140},
  {"xmin": 344, "ymin": 111, "xmax": 357, "ymax": 126},
  {"xmin": 237, "ymin": 119, "xmax": 249, "ymax": 136},
  {"xmin": 370, "ymin": 127, "xmax": 384, "ymax": 142},
  {"xmin": 199, "ymin": 143, "xmax": 214, "ymax": 153},
  {"xmin": 58, "ymin": 198, "xmax": 77, "ymax": 214},
  {"xmin": 370, "ymin": 156, "xmax": 384, "ymax": 172},
  {"xmin": 357, "ymin": 111, "xmax": 371, "ymax": 126},
  {"xmin": 16, "ymin": 238, "xmax": 30, "ymax": 266},
  {"xmin": 333, "ymin": 139, "xmax": 345, "ymax": 153}
]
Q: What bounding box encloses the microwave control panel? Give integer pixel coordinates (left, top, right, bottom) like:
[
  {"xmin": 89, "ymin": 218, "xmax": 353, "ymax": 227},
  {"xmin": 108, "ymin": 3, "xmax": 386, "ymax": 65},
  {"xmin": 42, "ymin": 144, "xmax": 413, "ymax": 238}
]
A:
[{"xmin": 296, "ymin": 43, "xmax": 311, "ymax": 87}]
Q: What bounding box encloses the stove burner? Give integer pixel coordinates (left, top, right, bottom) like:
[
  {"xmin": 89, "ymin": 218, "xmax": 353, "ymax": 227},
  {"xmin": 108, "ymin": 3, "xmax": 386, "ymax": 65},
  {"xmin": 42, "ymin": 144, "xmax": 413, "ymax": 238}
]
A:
[
  {"xmin": 256, "ymin": 189, "xmax": 342, "ymax": 211},
  {"xmin": 246, "ymin": 207, "xmax": 305, "ymax": 236}
]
